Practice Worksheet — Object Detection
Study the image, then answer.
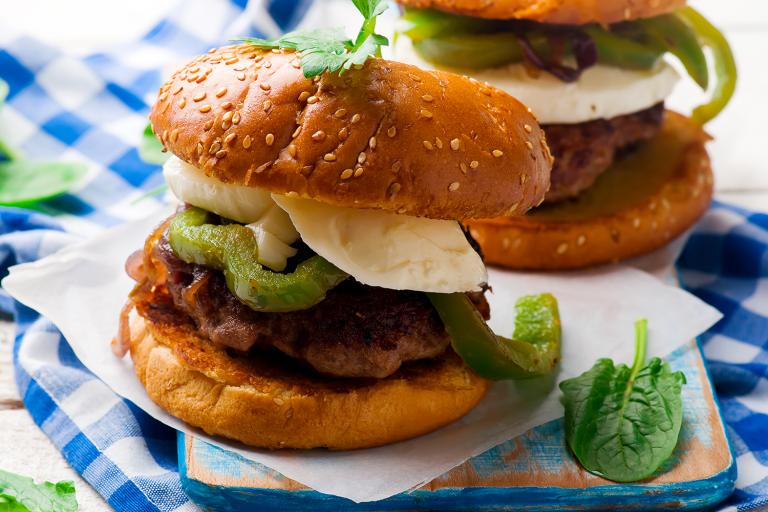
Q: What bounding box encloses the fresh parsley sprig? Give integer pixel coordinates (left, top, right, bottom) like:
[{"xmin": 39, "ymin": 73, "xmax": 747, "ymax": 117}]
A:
[{"xmin": 238, "ymin": 0, "xmax": 389, "ymax": 78}]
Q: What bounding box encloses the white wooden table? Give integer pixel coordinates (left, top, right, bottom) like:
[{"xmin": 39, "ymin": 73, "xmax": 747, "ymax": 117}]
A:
[{"xmin": 0, "ymin": 1, "xmax": 766, "ymax": 510}]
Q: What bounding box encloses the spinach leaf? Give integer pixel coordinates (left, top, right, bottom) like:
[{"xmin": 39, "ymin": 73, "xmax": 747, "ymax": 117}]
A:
[
  {"xmin": 139, "ymin": 123, "xmax": 169, "ymax": 165},
  {"xmin": 560, "ymin": 319, "xmax": 686, "ymax": 482},
  {"xmin": 0, "ymin": 160, "xmax": 87, "ymax": 206},
  {"xmin": 0, "ymin": 469, "xmax": 78, "ymax": 512}
]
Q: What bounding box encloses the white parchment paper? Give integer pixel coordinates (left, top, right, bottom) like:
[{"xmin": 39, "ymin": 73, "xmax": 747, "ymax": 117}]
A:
[{"xmin": 2, "ymin": 209, "xmax": 722, "ymax": 502}]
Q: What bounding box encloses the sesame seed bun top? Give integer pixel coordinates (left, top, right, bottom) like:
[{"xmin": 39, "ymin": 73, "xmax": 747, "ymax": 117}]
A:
[
  {"xmin": 396, "ymin": 0, "xmax": 686, "ymax": 24},
  {"xmin": 149, "ymin": 45, "xmax": 552, "ymax": 221}
]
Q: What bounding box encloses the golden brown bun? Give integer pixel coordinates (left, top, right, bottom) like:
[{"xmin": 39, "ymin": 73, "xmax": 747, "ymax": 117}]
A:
[
  {"xmin": 466, "ymin": 112, "xmax": 713, "ymax": 270},
  {"xmin": 128, "ymin": 305, "xmax": 489, "ymax": 450},
  {"xmin": 150, "ymin": 45, "xmax": 551, "ymax": 220},
  {"xmin": 397, "ymin": 0, "xmax": 686, "ymax": 24}
]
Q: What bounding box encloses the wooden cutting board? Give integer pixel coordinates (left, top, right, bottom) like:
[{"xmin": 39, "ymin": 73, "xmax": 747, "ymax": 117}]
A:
[{"xmin": 177, "ymin": 339, "xmax": 735, "ymax": 511}]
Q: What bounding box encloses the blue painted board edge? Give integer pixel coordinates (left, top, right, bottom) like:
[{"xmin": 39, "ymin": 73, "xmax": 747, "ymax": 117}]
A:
[{"xmin": 177, "ymin": 338, "xmax": 737, "ymax": 512}]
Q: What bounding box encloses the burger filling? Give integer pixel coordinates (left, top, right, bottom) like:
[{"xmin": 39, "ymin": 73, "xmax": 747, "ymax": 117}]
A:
[{"xmin": 395, "ymin": 6, "xmax": 735, "ymax": 203}]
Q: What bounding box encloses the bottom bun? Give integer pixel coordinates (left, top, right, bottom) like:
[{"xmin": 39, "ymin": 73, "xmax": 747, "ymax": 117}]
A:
[
  {"xmin": 467, "ymin": 111, "xmax": 713, "ymax": 270},
  {"xmin": 128, "ymin": 302, "xmax": 489, "ymax": 450}
]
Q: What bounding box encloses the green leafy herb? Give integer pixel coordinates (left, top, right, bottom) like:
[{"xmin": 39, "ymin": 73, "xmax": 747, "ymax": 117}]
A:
[
  {"xmin": 0, "ymin": 79, "xmax": 87, "ymax": 206},
  {"xmin": 0, "ymin": 469, "xmax": 78, "ymax": 512},
  {"xmin": 0, "ymin": 160, "xmax": 88, "ymax": 206},
  {"xmin": 559, "ymin": 320, "xmax": 686, "ymax": 482},
  {"xmin": 139, "ymin": 123, "xmax": 169, "ymax": 165},
  {"xmin": 238, "ymin": 0, "xmax": 389, "ymax": 78}
]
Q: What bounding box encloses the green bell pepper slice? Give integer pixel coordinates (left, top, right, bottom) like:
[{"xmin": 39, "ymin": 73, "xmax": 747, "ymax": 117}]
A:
[
  {"xmin": 168, "ymin": 207, "xmax": 349, "ymax": 312},
  {"xmin": 678, "ymin": 7, "xmax": 737, "ymax": 124},
  {"xmin": 428, "ymin": 292, "xmax": 561, "ymax": 380}
]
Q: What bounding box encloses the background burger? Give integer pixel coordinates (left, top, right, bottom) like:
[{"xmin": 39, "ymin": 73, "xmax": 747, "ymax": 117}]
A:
[
  {"xmin": 395, "ymin": 0, "xmax": 736, "ymax": 269},
  {"xmin": 116, "ymin": 39, "xmax": 558, "ymax": 450}
]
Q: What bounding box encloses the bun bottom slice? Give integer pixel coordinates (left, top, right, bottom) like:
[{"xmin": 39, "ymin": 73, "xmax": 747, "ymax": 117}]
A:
[
  {"xmin": 128, "ymin": 290, "xmax": 489, "ymax": 450},
  {"xmin": 467, "ymin": 112, "xmax": 713, "ymax": 270}
]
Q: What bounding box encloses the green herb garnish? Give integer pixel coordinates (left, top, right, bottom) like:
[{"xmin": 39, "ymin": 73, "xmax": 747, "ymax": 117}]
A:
[
  {"xmin": 560, "ymin": 319, "xmax": 686, "ymax": 482},
  {"xmin": 0, "ymin": 469, "xmax": 78, "ymax": 512},
  {"xmin": 139, "ymin": 123, "xmax": 169, "ymax": 166},
  {"xmin": 238, "ymin": 0, "xmax": 389, "ymax": 78},
  {"xmin": 0, "ymin": 80, "xmax": 87, "ymax": 206}
]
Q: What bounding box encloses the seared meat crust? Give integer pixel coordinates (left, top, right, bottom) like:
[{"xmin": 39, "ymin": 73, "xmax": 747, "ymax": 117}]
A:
[
  {"xmin": 152, "ymin": 236, "xmax": 489, "ymax": 379},
  {"xmin": 543, "ymin": 103, "xmax": 664, "ymax": 203}
]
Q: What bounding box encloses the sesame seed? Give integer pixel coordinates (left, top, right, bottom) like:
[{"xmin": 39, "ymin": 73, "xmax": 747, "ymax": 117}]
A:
[
  {"xmin": 577, "ymin": 235, "xmax": 587, "ymax": 246},
  {"xmin": 351, "ymin": 113, "xmax": 361, "ymax": 124},
  {"xmin": 188, "ymin": 66, "xmax": 200, "ymax": 73},
  {"xmin": 450, "ymin": 138, "xmax": 461, "ymax": 151},
  {"xmin": 193, "ymin": 92, "xmax": 206, "ymax": 102},
  {"xmin": 199, "ymin": 105, "xmax": 212, "ymax": 113},
  {"xmin": 196, "ymin": 142, "xmax": 204, "ymax": 156},
  {"xmin": 502, "ymin": 237, "xmax": 511, "ymax": 249},
  {"xmin": 387, "ymin": 127, "xmax": 397, "ymax": 138},
  {"xmin": 340, "ymin": 169, "xmax": 354, "ymax": 180},
  {"xmin": 423, "ymin": 140, "xmax": 434, "ymax": 151},
  {"xmin": 286, "ymin": 191, "xmax": 299, "ymax": 198},
  {"xmin": 221, "ymin": 102, "xmax": 233, "ymax": 110},
  {"xmin": 216, "ymin": 149, "xmax": 228, "ymax": 159},
  {"xmin": 233, "ymin": 64, "xmax": 247, "ymax": 71},
  {"xmin": 633, "ymin": 218, "xmax": 641, "ymax": 228},
  {"xmin": 237, "ymin": 72, "xmax": 246, "ymax": 81},
  {"xmin": 223, "ymin": 111, "xmax": 234, "ymax": 123},
  {"xmin": 338, "ymin": 127, "xmax": 349, "ymax": 140},
  {"xmin": 161, "ymin": 130, "xmax": 168, "ymax": 143},
  {"xmin": 196, "ymin": 74, "xmax": 207, "ymax": 84},
  {"xmin": 369, "ymin": 137, "xmax": 377, "ymax": 150},
  {"xmin": 232, "ymin": 112, "xmax": 241, "ymax": 125},
  {"xmin": 209, "ymin": 141, "xmax": 222, "ymax": 154},
  {"xmin": 173, "ymin": 85, "xmax": 184, "ymax": 95},
  {"xmin": 242, "ymin": 135, "xmax": 252, "ymax": 149},
  {"xmin": 224, "ymin": 133, "xmax": 237, "ymax": 145},
  {"xmin": 291, "ymin": 60, "xmax": 301, "ymax": 69},
  {"xmin": 470, "ymin": 160, "xmax": 479, "ymax": 169},
  {"xmin": 170, "ymin": 129, "xmax": 179, "ymax": 143},
  {"xmin": 263, "ymin": 100, "xmax": 272, "ymax": 112},
  {"xmin": 260, "ymin": 83, "xmax": 271, "ymax": 91},
  {"xmin": 392, "ymin": 161, "xmax": 402, "ymax": 172},
  {"xmin": 507, "ymin": 202, "xmax": 519, "ymax": 213},
  {"xmin": 420, "ymin": 109, "xmax": 433, "ymax": 119},
  {"xmin": 298, "ymin": 91, "xmax": 310, "ymax": 102},
  {"xmin": 480, "ymin": 88, "xmax": 492, "ymax": 96},
  {"xmin": 265, "ymin": 133, "xmax": 275, "ymax": 146},
  {"xmin": 435, "ymin": 137, "xmax": 443, "ymax": 149},
  {"xmin": 203, "ymin": 119, "xmax": 214, "ymax": 131},
  {"xmin": 524, "ymin": 124, "xmax": 532, "ymax": 133},
  {"xmin": 556, "ymin": 243, "xmax": 568, "ymax": 255},
  {"xmin": 520, "ymin": 174, "xmax": 527, "ymax": 184},
  {"xmin": 292, "ymin": 126, "xmax": 302, "ymax": 138},
  {"xmin": 358, "ymin": 152, "xmax": 366, "ymax": 164},
  {"xmin": 493, "ymin": 150, "xmax": 504, "ymax": 157},
  {"xmin": 287, "ymin": 144, "xmax": 297, "ymax": 157},
  {"xmin": 178, "ymin": 97, "xmax": 187, "ymax": 109},
  {"xmin": 422, "ymin": 94, "xmax": 434, "ymax": 102},
  {"xmin": 388, "ymin": 182, "xmax": 401, "ymax": 197},
  {"xmin": 306, "ymin": 95, "xmax": 319, "ymax": 104},
  {"xmin": 460, "ymin": 162, "xmax": 468, "ymax": 174},
  {"xmin": 525, "ymin": 141, "xmax": 533, "ymax": 149},
  {"xmin": 448, "ymin": 182, "xmax": 460, "ymax": 192},
  {"xmin": 354, "ymin": 168, "xmax": 364, "ymax": 177},
  {"xmin": 334, "ymin": 108, "xmax": 347, "ymax": 118},
  {"xmin": 324, "ymin": 153, "xmax": 337, "ymax": 162}
]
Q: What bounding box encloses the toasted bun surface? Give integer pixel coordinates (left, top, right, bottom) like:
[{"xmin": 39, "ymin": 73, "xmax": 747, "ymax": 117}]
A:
[
  {"xmin": 466, "ymin": 112, "xmax": 712, "ymax": 270},
  {"xmin": 397, "ymin": 0, "xmax": 686, "ymax": 24},
  {"xmin": 128, "ymin": 303, "xmax": 489, "ymax": 450},
  {"xmin": 150, "ymin": 45, "xmax": 551, "ymax": 220}
]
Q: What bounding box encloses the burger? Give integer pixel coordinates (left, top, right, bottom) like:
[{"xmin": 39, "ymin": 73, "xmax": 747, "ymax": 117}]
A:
[
  {"xmin": 395, "ymin": 0, "xmax": 736, "ymax": 269},
  {"xmin": 114, "ymin": 42, "xmax": 557, "ymax": 449}
]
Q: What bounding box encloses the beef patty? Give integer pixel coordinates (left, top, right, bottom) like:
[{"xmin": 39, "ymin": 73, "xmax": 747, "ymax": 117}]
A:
[
  {"xmin": 146, "ymin": 236, "xmax": 489, "ymax": 379},
  {"xmin": 543, "ymin": 103, "xmax": 665, "ymax": 204}
]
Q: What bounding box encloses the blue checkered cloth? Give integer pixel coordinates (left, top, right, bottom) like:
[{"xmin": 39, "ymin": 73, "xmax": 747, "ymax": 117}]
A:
[{"xmin": 0, "ymin": 0, "xmax": 766, "ymax": 509}]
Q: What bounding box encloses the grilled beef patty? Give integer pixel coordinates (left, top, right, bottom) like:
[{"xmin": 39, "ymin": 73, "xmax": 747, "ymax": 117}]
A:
[
  {"xmin": 543, "ymin": 103, "xmax": 665, "ymax": 204},
  {"xmin": 149, "ymin": 236, "xmax": 489, "ymax": 379}
]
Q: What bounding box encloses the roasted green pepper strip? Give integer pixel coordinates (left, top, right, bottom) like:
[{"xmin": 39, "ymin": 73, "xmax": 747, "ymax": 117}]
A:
[
  {"xmin": 168, "ymin": 207, "xmax": 349, "ymax": 312},
  {"xmin": 428, "ymin": 292, "xmax": 561, "ymax": 380},
  {"xmin": 583, "ymin": 26, "xmax": 664, "ymax": 70},
  {"xmin": 678, "ymin": 7, "xmax": 737, "ymax": 124},
  {"xmin": 638, "ymin": 13, "xmax": 709, "ymax": 89}
]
